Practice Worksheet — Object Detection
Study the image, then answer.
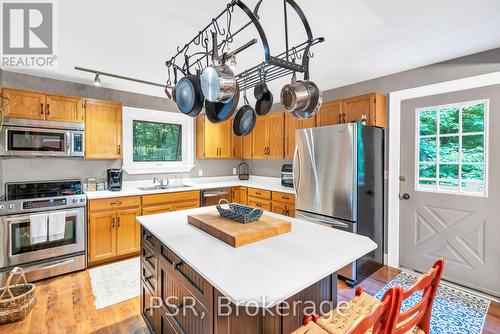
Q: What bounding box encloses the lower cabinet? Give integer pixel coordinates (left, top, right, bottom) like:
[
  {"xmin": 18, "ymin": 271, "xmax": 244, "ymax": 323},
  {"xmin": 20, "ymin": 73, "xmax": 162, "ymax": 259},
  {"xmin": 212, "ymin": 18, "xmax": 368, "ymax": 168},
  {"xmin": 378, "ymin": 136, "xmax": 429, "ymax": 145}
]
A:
[
  {"xmin": 142, "ymin": 191, "xmax": 200, "ymax": 216},
  {"xmin": 88, "ymin": 197, "xmax": 141, "ymax": 265},
  {"xmin": 243, "ymin": 188, "xmax": 295, "ymax": 217}
]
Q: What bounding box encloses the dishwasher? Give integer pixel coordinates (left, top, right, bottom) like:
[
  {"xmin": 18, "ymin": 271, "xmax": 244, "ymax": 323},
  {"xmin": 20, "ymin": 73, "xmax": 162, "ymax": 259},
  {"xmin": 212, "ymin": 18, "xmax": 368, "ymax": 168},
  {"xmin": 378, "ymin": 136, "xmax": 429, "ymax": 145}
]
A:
[{"xmin": 201, "ymin": 188, "xmax": 232, "ymax": 206}]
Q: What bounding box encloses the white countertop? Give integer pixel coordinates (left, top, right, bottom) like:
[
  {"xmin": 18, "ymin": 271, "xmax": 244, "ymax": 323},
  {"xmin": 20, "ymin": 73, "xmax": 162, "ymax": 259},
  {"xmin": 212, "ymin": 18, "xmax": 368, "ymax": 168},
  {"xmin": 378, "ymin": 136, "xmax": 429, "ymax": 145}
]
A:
[
  {"xmin": 85, "ymin": 176, "xmax": 294, "ymax": 199},
  {"xmin": 137, "ymin": 207, "xmax": 377, "ymax": 308}
]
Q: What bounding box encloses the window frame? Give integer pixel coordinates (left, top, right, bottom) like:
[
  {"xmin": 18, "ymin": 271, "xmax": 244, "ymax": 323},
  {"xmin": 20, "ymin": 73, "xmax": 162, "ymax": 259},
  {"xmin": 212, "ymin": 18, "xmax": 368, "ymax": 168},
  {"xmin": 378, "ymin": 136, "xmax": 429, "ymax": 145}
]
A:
[
  {"xmin": 414, "ymin": 99, "xmax": 489, "ymax": 197},
  {"xmin": 122, "ymin": 107, "xmax": 194, "ymax": 174}
]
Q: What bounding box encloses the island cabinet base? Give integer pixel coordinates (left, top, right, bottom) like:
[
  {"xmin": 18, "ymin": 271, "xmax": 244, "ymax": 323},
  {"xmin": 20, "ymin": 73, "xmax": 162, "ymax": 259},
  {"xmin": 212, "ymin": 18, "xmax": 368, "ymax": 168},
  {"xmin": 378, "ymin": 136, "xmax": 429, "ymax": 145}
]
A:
[{"xmin": 140, "ymin": 227, "xmax": 338, "ymax": 334}]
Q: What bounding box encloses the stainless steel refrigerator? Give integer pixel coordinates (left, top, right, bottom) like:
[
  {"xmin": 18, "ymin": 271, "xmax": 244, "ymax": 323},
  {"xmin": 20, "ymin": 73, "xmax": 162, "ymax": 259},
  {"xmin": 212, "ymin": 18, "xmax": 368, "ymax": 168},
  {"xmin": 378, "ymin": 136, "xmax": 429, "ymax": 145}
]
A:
[{"xmin": 293, "ymin": 123, "xmax": 384, "ymax": 286}]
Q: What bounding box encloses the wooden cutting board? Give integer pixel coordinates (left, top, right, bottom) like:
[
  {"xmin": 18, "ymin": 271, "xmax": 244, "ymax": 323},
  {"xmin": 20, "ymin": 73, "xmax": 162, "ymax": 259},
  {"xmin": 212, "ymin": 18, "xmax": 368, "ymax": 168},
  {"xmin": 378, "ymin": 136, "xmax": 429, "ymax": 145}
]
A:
[{"xmin": 187, "ymin": 211, "xmax": 292, "ymax": 248}]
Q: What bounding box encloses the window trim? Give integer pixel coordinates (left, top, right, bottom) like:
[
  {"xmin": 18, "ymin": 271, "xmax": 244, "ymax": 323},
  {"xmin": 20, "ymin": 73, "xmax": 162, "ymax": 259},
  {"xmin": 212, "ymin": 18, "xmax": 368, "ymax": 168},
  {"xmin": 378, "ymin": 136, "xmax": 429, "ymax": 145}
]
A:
[
  {"xmin": 122, "ymin": 107, "xmax": 194, "ymax": 174},
  {"xmin": 414, "ymin": 99, "xmax": 489, "ymax": 197}
]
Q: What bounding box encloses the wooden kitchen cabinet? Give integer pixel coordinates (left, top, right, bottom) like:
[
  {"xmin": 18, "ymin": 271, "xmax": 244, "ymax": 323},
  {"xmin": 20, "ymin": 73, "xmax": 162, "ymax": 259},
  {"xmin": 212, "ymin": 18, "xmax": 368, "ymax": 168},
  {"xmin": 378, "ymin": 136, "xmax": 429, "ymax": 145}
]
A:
[
  {"xmin": 196, "ymin": 115, "xmax": 233, "ymax": 159},
  {"xmin": 1, "ymin": 88, "xmax": 85, "ymax": 122},
  {"xmin": 116, "ymin": 208, "xmax": 142, "ymax": 256},
  {"xmin": 88, "ymin": 196, "xmax": 141, "ymax": 265},
  {"xmin": 142, "ymin": 191, "xmax": 200, "ymax": 215},
  {"xmin": 316, "ymin": 100, "xmax": 342, "ymax": 127},
  {"xmin": 45, "ymin": 94, "xmax": 85, "ymax": 122},
  {"xmin": 85, "ymin": 99, "xmax": 122, "ymax": 159},
  {"xmin": 1, "ymin": 88, "xmax": 46, "ymax": 120},
  {"xmin": 252, "ymin": 112, "xmax": 285, "ymax": 159},
  {"xmin": 88, "ymin": 211, "xmax": 117, "ymax": 263},
  {"xmin": 284, "ymin": 113, "xmax": 317, "ymax": 159},
  {"xmin": 233, "ymin": 132, "xmax": 253, "ymax": 159},
  {"xmin": 342, "ymin": 93, "xmax": 386, "ymax": 127}
]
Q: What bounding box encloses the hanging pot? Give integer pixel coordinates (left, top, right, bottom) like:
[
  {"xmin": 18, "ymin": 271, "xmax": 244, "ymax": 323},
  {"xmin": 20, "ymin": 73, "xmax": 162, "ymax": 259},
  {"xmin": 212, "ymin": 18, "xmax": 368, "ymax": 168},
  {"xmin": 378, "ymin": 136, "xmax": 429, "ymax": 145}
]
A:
[
  {"xmin": 205, "ymin": 84, "xmax": 240, "ymax": 123},
  {"xmin": 200, "ymin": 32, "xmax": 237, "ymax": 103},
  {"xmin": 289, "ymin": 81, "xmax": 322, "ymax": 120},
  {"xmin": 280, "ymin": 73, "xmax": 310, "ymax": 113},
  {"xmin": 254, "ymin": 82, "xmax": 273, "ymax": 116},
  {"xmin": 175, "ymin": 56, "xmax": 204, "ymax": 117},
  {"xmin": 233, "ymin": 91, "xmax": 257, "ymax": 136}
]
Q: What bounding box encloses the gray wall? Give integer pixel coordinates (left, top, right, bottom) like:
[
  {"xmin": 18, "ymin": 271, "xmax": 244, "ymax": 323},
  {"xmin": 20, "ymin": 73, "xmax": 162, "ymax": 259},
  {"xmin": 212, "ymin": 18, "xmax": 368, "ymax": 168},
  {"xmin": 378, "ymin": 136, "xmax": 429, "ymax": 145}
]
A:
[{"xmin": 0, "ymin": 71, "xmax": 242, "ymax": 188}]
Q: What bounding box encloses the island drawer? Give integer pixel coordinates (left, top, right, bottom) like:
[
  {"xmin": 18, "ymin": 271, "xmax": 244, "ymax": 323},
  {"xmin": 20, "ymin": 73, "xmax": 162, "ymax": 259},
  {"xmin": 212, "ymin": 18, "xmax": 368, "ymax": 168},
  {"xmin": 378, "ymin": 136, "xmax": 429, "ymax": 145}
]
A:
[
  {"xmin": 247, "ymin": 188, "xmax": 271, "ymax": 200},
  {"xmin": 89, "ymin": 196, "xmax": 141, "ymax": 212},
  {"xmin": 159, "ymin": 244, "xmax": 213, "ymax": 310},
  {"xmin": 141, "ymin": 242, "xmax": 157, "ymax": 275},
  {"xmin": 248, "ymin": 197, "xmax": 271, "ymax": 211},
  {"xmin": 142, "ymin": 227, "xmax": 159, "ymax": 250},
  {"xmin": 272, "ymin": 191, "xmax": 295, "ymax": 204},
  {"xmin": 141, "ymin": 258, "xmax": 157, "ymax": 294},
  {"xmin": 158, "ymin": 262, "xmax": 213, "ymax": 333}
]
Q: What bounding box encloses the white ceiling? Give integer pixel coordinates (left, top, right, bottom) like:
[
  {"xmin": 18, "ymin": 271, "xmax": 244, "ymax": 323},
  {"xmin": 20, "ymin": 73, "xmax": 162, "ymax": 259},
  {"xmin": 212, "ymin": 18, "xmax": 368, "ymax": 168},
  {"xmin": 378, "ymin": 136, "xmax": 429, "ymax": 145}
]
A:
[{"xmin": 7, "ymin": 0, "xmax": 500, "ymax": 100}]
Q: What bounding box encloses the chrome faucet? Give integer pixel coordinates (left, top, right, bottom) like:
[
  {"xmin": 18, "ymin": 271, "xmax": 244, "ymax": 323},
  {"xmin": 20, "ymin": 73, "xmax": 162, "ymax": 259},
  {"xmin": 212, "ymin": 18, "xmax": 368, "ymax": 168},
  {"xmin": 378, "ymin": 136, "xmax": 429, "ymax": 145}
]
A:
[{"xmin": 153, "ymin": 177, "xmax": 169, "ymax": 188}]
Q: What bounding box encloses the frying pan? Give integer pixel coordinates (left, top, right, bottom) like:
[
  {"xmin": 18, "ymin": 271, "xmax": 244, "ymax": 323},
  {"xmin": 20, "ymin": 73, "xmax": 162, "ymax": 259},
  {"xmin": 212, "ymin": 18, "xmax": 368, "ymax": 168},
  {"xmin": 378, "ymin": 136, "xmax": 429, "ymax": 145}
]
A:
[
  {"xmin": 233, "ymin": 91, "xmax": 257, "ymax": 136},
  {"xmin": 254, "ymin": 82, "xmax": 273, "ymax": 116},
  {"xmin": 205, "ymin": 84, "xmax": 240, "ymax": 124},
  {"xmin": 175, "ymin": 56, "xmax": 204, "ymax": 117}
]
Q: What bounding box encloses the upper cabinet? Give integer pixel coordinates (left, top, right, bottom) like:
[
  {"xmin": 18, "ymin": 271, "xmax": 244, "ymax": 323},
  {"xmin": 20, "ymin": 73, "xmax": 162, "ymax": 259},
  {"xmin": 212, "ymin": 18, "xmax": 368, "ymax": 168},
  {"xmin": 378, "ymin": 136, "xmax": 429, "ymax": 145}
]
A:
[
  {"xmin": 45, "ymin": 94, "xmax": 85, "ymax": 122},
  {"xmin": 85, "ymin": 99, "xmax": 122, "ymax": 160},
  {"xmin": 1, "ymin": 88, "xmax": 85, "ymax": 122},
  {"xmin": 2, "ymin": 88, "xmax": 85, "ymax": 123},
  {"xmin": 316, "ymin": 100, "xmax": 342, "ymax": 127},
  {"xmin": 233, "ymin": 132, "xmax": 253, "ymax": 159},
  {"xmin": 196, "ymin": 115, "xmax": 233, "ymax": 159},
  {"xmin": 1, "ymin": 88, "xmax": 46, "ymax": 120},
  {"xmin": 342, "ymin": 93, "xmax": 386, "ymax": 128},
  {"xmin": 252, "ymin": 112, "xmax": 284, "ymax": 159}
]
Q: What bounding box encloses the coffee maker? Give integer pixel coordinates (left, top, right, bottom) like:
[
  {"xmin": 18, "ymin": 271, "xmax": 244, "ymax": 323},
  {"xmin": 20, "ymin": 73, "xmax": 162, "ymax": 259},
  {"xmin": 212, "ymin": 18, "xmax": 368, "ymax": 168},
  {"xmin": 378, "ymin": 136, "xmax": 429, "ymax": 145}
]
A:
[{"xmin": 107, "ymin": 169, "xmax": 123, "ymax": 191}]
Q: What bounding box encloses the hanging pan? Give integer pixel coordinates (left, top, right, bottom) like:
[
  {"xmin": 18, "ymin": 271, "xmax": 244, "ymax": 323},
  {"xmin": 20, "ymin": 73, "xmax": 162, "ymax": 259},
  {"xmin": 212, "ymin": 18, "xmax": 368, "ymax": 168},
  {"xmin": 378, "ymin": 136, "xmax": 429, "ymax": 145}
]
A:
[
  {"xmin": 233, "ymin": 90, "xmax": 256, "ymax": 136},
  {"xmin": 175, "ymin": 55, "xmax": 204, "ymax": 117},
  {"xmin": 205, "ymin": 84, "xmax": 240, "ymax": 123},
  {"xmin": 254, "ymin": 79, "xmax": 273, "ymax": 116}
]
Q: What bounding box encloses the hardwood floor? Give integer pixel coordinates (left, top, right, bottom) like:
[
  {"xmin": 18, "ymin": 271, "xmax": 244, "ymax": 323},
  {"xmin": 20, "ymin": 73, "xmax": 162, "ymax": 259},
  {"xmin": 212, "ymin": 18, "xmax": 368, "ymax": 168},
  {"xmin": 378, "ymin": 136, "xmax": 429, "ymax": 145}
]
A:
[{"xmin": 1, "ymin": 266, "xmax": 498, "ymax": 333}]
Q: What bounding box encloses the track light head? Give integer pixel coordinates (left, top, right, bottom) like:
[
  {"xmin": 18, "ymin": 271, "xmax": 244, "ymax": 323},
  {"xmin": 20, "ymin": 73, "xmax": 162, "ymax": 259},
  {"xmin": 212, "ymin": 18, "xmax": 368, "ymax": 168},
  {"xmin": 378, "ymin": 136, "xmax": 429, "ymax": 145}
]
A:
[{"xmin": 94, "ymin": 73, "xmax": 101, "ymax": 86}]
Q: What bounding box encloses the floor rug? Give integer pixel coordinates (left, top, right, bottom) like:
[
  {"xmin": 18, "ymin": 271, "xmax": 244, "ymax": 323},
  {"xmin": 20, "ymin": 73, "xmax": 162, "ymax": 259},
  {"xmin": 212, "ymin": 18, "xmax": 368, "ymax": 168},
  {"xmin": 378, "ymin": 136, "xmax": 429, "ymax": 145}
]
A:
[
  {"xmin": 375, "ymin": 271, "xmax": 490, "ymax": 334},
  {"xmin": 89, "ymin": 257, "xmax": 140, "ymax": 309}
]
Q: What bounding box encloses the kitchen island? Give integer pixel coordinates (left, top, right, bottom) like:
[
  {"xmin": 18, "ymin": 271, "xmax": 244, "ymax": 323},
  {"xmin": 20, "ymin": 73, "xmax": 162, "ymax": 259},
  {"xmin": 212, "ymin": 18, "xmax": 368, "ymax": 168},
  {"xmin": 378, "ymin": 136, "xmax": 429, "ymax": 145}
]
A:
[{"xmin": 137, "ymin": 207, "xmax": 377, "ymax": 334}]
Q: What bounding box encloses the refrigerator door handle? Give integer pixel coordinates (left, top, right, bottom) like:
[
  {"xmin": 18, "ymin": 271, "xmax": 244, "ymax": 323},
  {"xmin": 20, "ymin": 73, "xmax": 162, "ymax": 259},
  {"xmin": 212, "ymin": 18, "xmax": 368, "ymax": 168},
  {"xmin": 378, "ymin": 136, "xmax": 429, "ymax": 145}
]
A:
[
  {"xmin": 292, "ymin": 145, "xmax": 300, "ymax": 198},
  {"xmin": 296, "ymin": 211, "xmax": 351, "ymax": 229}
]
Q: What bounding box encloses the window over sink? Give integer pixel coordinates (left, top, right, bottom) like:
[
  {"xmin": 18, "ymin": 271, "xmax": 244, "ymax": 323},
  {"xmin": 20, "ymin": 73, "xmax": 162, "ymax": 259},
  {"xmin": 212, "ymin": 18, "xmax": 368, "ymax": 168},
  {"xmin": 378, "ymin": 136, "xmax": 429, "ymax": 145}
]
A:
[
  {"xmin": 415, "ymin": 99, "xmax": 489, "ymax": 197},
  {"xmin": 122, "ymin": 107, "xmax": 194, "ymax": 174}
]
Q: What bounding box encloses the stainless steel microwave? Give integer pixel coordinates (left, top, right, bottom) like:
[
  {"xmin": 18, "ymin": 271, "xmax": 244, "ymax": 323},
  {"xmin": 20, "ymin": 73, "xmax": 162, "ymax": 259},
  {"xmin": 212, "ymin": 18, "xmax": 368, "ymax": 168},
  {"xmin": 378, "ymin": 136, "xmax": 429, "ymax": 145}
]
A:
[{"xmin": 0, "ymin": 118, "xmax": 84, "ymax": 157}]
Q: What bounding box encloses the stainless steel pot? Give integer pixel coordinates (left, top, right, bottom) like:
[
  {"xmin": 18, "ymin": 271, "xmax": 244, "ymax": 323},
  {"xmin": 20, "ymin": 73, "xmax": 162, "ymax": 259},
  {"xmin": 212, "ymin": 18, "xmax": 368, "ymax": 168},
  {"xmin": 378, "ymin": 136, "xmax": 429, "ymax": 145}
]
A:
[
  {"xmin": 280, "ymin": 75, "xmax": 310, "ymax": 113},
  {"xmin": 201, "ymin": 32, "xmax": 237, "ymax": 103}
]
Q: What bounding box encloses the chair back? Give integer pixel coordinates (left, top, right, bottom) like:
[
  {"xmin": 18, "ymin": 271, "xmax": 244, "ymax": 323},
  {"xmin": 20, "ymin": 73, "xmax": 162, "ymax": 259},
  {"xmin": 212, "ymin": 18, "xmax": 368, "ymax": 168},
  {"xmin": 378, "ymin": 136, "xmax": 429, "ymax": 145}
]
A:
[
  {"xmin": 394, "ymin": 258, "xmax": 444, "ymax": 334},
  {"xmin": 345, "ymin": 286, "xmax": 403, "ymax": 334}
]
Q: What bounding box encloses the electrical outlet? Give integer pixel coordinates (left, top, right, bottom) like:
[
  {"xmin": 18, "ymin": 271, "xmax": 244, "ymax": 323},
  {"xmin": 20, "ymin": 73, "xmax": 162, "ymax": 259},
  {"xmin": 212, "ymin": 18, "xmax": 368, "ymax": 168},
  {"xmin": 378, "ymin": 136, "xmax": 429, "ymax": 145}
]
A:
[
  {"xmin": 198, "ymin": 169, "xmax": 203, "ymax": 177},
  {"xmin": 233, "ymin": 168, "xmax": 237, "ymax": 175}
]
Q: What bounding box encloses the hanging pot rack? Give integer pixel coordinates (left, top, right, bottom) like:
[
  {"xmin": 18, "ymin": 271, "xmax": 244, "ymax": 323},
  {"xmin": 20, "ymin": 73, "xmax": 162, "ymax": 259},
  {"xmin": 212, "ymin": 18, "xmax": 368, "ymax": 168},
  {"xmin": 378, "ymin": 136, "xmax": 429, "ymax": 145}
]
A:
[{"xmin": 164, "ymin": 0, "xmax": 324, "ymax": 91}]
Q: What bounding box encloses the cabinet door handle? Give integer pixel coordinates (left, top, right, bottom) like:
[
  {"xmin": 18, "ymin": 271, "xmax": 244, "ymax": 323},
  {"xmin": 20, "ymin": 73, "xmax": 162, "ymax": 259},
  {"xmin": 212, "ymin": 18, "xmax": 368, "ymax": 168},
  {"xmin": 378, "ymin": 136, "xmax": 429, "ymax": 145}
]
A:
[
  {"xmin": 118, "ymin": 144, "xmax": 121, "ymax": 155},
  {"xmin": 46, "ymin": 104, "xmax": 50, "ymax": 115},
  {"xmin": 117, "ymin": 216, "xmax": 120, "ymax": 228},
  {"xmin": 112, "ymin": 217, "xmax": 116, "ymax": 228},
  {"xmin": 338, "ymin": 113, "xmax": 341, "ymax": 123},
  {"xmin": 342, "ymin": 113, "xmax": 346, "ymax": 123},
  {"xmin": 40, "ymin": 103, "xmax": 44, "ymax": 115}
]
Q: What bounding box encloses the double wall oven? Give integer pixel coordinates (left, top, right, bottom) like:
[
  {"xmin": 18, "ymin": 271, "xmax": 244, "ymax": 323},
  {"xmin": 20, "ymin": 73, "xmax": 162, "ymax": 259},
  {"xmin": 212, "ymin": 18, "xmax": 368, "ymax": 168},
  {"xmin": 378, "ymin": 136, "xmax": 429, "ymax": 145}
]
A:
[{"xmin": 0, "ymin": 180, "xmax": 87, "ymax": 282}]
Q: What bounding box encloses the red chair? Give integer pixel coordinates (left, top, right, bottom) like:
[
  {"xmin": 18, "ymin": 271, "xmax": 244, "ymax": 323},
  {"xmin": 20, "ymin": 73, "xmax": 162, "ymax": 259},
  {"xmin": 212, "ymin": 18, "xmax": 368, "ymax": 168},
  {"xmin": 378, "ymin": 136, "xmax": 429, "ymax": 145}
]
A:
[
  {"xmin": 393, "ymin": 258, "xmax": 444, "ymax": 334},
  {"xmin": 344, "ymin": 286, "xmax": 403, "ymax": 334}
]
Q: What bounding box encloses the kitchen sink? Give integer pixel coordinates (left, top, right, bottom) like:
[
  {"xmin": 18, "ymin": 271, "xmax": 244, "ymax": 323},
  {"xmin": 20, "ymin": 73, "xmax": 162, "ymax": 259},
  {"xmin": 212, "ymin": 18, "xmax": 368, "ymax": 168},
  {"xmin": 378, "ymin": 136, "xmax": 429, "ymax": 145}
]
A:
[{"xmin": 137, "ymin": 184, "xmax": 192, "ymax": 191}]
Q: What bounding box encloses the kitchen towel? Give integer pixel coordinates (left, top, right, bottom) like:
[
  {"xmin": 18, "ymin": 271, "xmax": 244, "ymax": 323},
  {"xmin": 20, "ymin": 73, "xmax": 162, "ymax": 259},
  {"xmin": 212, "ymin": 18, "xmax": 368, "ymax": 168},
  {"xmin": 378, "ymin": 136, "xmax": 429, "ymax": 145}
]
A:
[
  {"xmin": 30, "ymin": 213, "xmax": 48, "ymax": 244},
  {"xmin": 48, "ymin": 211, "xmax": 66, "ymax": 241}
]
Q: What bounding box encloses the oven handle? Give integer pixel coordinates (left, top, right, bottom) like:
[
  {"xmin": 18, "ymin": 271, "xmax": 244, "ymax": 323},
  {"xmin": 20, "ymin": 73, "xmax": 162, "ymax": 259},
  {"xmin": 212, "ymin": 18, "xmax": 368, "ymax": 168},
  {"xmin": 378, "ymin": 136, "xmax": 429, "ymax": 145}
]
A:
[
  {"xmin": 66, "ymin": 131, "xmax": 71, "ymax": 155},
  {"xmin": 3, "ymin": 208, "xmax": 82, "ymax": 223},
  {"xmin": 22, "ymin": 258, "xmax": 76, "ymax": 274}
]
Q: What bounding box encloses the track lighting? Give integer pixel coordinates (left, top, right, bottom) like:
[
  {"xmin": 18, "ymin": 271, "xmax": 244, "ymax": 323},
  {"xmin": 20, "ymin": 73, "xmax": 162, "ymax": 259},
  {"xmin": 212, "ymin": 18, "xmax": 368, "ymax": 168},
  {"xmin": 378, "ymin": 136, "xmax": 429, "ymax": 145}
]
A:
[
  {"xmin": 75, "ymin": 66, "xmax": 170, "ymax": 89},
  {"xmin": 94, "ymin": 73, "xmax": 101, "ymax": 86}
]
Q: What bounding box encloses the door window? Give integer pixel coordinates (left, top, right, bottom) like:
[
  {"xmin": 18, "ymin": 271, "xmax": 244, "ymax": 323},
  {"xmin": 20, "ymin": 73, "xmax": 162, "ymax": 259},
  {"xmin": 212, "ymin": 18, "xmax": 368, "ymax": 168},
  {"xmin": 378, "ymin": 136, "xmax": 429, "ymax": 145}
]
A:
[{"xmin": 416, "ymin": 100, "xmax": 488, "ymax": 196}]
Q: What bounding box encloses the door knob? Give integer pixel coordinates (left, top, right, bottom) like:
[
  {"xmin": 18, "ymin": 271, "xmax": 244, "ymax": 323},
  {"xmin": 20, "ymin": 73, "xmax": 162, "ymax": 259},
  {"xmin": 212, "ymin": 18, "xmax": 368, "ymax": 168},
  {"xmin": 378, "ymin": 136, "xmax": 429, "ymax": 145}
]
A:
[{"xmin": 400, "ymin": 193, "xmax": 410, "ymax": 200}]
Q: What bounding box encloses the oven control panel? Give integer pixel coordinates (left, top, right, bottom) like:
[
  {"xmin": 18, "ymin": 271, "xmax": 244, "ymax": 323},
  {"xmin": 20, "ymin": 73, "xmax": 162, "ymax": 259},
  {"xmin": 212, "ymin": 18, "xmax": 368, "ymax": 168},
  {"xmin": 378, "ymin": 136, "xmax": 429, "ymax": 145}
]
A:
[{"xmin": 23, "ymin": 198, "xmax": 67, "ymax": 210}]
